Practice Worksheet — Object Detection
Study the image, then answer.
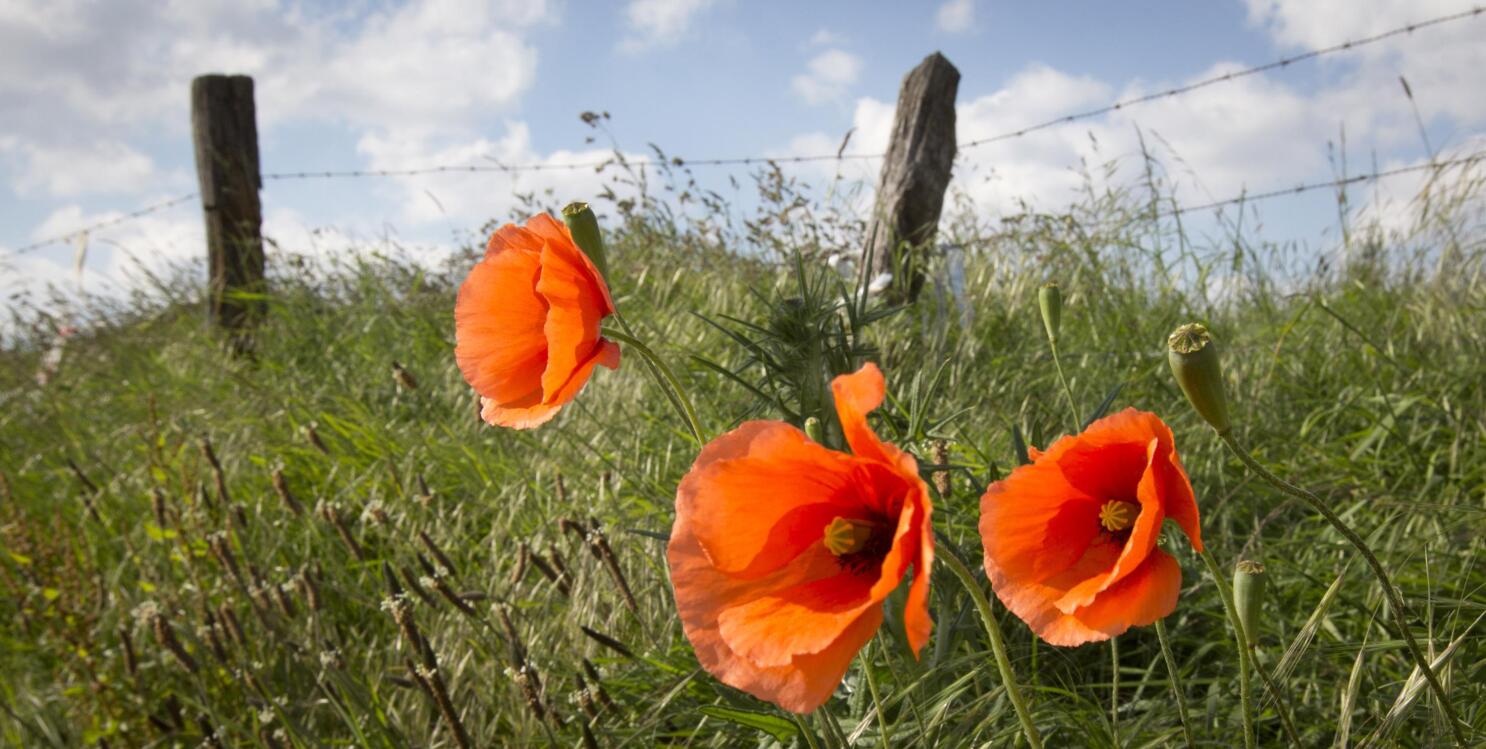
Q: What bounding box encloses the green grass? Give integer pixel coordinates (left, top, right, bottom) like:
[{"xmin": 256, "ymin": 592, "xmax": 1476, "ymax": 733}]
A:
[{"xmin": 2, "ymin": 168, "xmax": 1485, "ymax": 748}]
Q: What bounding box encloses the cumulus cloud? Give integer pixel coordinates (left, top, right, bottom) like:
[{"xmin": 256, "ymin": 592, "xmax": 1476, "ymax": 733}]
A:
[
  {"xmin": 619, "ymin": 0, "xmax": 718, "ymax": 52},
  {"xmin": 0, "ymin": 0, "xmax": 551, "ymax": 190},
  {"xmin": 935, "ymin": 0, "xmax": 976, "ymax": 34},
  {"xmin": 792, "ymin": 49, "xmax": 865, "ymax": 105},
  {"xmin": 808, "ymin": 29, "xmax": 845, "ymax": 47},
  {"xmin": 2, "ymin": 139, "xmax": 169, "ymax": 198},
  {"xmin": 355, "ymin": 124, "xmax": 646, "ymax": 228}
]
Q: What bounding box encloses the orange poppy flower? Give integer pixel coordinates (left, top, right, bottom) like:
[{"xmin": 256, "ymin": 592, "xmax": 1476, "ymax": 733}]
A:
[
  {"xmin": 667, "ymin": 363, "xmax": 933, "ymax": 713},
  {"xmin": 979, "ymin": 409, "xmax": 1202, "ymax": 646},
  {"xmin": 454, "ymin": 213, "xmax": 619, "ymax": 429}
]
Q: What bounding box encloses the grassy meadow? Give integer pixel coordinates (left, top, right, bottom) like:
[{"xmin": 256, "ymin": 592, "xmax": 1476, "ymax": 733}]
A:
[{"xmin": 2, "ymin": 161, "xmax": 1485, "ymax": 747}]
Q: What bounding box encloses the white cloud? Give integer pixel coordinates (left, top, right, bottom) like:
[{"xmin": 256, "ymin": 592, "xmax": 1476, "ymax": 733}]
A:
[
  {"xmin": 808, "ymin": 29, "xmax": 845, "ymax": 47},
  {"xmin": 935, "ymin": 0, "xmax": 976, "ymax": 34},
  {"xmin": 620, "ymin": 0, "xmax": 717, "ymax": 52},
  {"xmin": 355, "ymin": 124, "xmax": 646, "ymax": 228},
  {"xmin": 792, "ymin": 49, "xmax": 864, "ymax": 106},
  {"xmin": 3, "ymin": 140, "xmax": 164, "ymax": 198},
  {"xmin": 0, "ymin": 0, "xmax": 552, "ymax": 158}
]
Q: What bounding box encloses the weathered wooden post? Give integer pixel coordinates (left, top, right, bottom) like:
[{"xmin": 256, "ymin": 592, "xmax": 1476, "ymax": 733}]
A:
[
  {"xmin": 865, "ymin": 52, "xmax": 959, "ymax": 303},
  {"xmin": 191, "ymin": 74, "xmax": 265, "ymax": 340}
]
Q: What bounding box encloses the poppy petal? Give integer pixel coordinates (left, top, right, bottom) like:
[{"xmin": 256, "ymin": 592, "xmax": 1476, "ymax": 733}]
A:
[
  {"xmin": 454, "ymin": 245, "xmax": 547, "ymax": 408},
  {"xmin": 485, "ymin": 221, "xmax": 546, "ymax": 257},
  {"xmin": 1053, "ymin": 438, "xmax": 1167, "ymax": 613},
  {"xmin": 679, "ymin": 423, "xmax": 879, "ymax": 579},
  {"xmin": 670, "ymin": 485, "xmax": 883, "ymax": 713},
  {"xmin": 1065, "ymin": 548, "xmax": 1182, "ymax": 637},
  {"xmin": 830, "ymin": 363, "xmax": 899, "ymax": 466},
  {"xmin": 716, "ymin": 572, "xmax": 878, "ymax": 667},
  {"xmin": 979, "ymin": 460, "xmax": 1103, "ymax": 585},
  {"xmin": 900, "ymin": 505, "xmax": 934, "ymax": 657},
  {"xmin": 478, "ymin": 395, "xmax": 562, "ymax": 430},
  {"xmin": 537, "ymin": 240, "xmax": 615, "ymax": 400}
]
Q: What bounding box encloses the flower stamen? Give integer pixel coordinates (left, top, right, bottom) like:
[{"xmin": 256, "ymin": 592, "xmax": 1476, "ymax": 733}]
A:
[
  {"xmin": 1098, "ymin": 500, "xmax": 1139, "ymax": 533},
  {"xmin": 823, "ymin": 516, "xmax": 873, "ymax": 556}
]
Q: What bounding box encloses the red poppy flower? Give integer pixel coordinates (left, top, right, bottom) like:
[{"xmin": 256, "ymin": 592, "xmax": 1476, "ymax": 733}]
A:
[
  {"xmin": 979, "ymin": 409, "xmax": 1202, "ymax": 646},
  {"xmin": 454, "ymin": 213, "xmax": 619, "ymax": 429},
  {"xmin": 667, "ymin": 363, "xmax": 933, "ymax": 713}
]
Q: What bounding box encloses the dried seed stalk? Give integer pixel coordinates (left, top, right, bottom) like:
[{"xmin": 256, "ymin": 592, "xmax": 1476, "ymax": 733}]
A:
[
  {"xmin": 151, "ymin": 612, "xmax": 197, "ymax": 673},
  {"xmin": 932, "ymin": 439, "xmax": 951, "ymax": 497},
  {"xmin": 510, "ymin": 542, "xmax": 530, "ymax": 584},
  {"xmin": 270, "ymin": 469, "xmax": 304, "ymax": 515},
  {"xmin": 319, "ymin": 503, "xmax": 365, "ymax": 560},
  {"xmin": 418, "ymin": 531, "xmax": 458, "ymax": 579}
]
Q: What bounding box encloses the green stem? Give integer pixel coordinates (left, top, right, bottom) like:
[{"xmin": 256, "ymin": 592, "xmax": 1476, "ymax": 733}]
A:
[
  {"xmin": 1049, "ymin": 340, "xmax": 1083, "ymax": 429},
  {"xmin": 601, "ymin": 322, "xmax": 705, "ymax": 446},
  {"xmin": 1199, "ymin": 548, "xmax": 1255, "ymax": 749},
  {"xmin": 1153, "ymin": 618, "xmax": 1197, "ymax": 749},
  {"xmin": 794, "ymin": 714, "xmax": 822, "ymax": 749},
  {"xmin": 1217, "ymin": 431, "xmax": 1467, "ymax": 748},
  {"xmin": 860, "ymin": 645, "xmax": 892, "ymax": 749},
  {"xmin": 1250, "ymin": 645, "xmax": 1303, "ymax": 748},
  {"xmin": 1110, "ymin": 636, "xmax": 1120, "ymax": 747},
  {"xmin": 938, "ymin": 545, "xmax": 1043, "ymax": 749}
]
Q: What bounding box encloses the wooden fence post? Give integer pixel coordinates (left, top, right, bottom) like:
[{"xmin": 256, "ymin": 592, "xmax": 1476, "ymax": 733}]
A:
[
  {"xmin": 865, "ymin": 52, "xmax": 959, "ymax": 303},
  {"xmin": 191, "ymin": 74, "xmax": 265, "ymax": 340}
]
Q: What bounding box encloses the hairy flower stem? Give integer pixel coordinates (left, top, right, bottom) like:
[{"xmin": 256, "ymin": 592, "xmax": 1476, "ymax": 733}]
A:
[
  {"xmin": 1153, "ymin": 618, "xmax": 1196, "ymax": 749},
  {"xmin": 1198, "ymin": 548, "xmax": 1255, "ymax": 749},
  {"xmin": 860, "ymin": 645, "xmax": 892, "ymax": 749},
  {"xmin": 1216, "ymin": 431, "xmax": 1467, "ymax": 748},
  {"xmin": 939, "ymin": 546, "xmax": 1043, "ymax": 749},
  {"xmin": 1250, "ymin": 645, "xmax": 1303, "ymax": 748},
  {"xmin": 1110, "ymin": 636, "xmax": 1120, "ymax": 746},
  {"xmin": 602, "ymin": 320, "xmax": 705, "ymax": 446},
  {"xmin": 1049, "ymin": 341, "xmax": 1083, "ymax": 430}
]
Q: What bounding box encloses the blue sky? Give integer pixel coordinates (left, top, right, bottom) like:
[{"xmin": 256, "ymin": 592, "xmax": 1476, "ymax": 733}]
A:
[{"xmin": 3, "ymin": 0, "xmax": 1484, "ymax": 305}]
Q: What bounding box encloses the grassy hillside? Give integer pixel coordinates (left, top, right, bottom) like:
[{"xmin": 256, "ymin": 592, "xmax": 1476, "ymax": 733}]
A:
[{"xmin": 2, "ymin": 179, "xmax": 1485, "ymax": 747}]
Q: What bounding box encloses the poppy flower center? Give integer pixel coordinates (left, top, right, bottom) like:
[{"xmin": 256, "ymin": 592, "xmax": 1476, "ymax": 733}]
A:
[
  {"xmin": 1098, "ymin": 500, "xmax": 1139, "ymax": 532},
  {"xmin": 822, "ymin": 516, "xmax": 891, "ymax": 574}
]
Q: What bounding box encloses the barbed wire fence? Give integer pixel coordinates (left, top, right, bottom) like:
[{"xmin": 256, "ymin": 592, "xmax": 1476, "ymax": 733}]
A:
[{"xmin": 3, "ymin": 5, "xmax": 1483, "ymax": 262}]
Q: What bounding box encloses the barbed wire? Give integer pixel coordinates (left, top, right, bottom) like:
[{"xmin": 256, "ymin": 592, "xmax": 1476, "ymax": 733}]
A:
[
  {"xmin": 1158, "ymin": 150, "xmax": 1486, "ymax": 218},
  {"xmin": 2, "ymin": 193, "xmax": 198, "ymax": 259},
  {"xmin": 960, "ymin": 5, "xmax": 1485, "ymax": 149},
  {"xmin": 259, "ymin": 6, "xmax": 1483, "ymax": 179},
  {"xmin": 4, "ymin": 6, "xmax": 1482, "ymax": 257}
]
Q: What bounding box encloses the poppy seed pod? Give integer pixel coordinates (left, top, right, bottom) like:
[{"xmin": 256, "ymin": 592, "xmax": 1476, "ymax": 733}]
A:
[
  {"xmin": 1038, "ymin": 283, "xmax": 1062, "ymax": 344},
  {"xmin": 561, "ymin": 202, "xmax": 609, "ymax": 278},
  {"xmin": 1232, "ymin": 559, "xmax": 1266, "ymax": 646},
  {"xmin": 1167, "ymin": 323, "xmax": 1231, "ymax": 435},
  {"xmin": 803, "ymin": 416, "xmax": 824, "ymax": 444}
]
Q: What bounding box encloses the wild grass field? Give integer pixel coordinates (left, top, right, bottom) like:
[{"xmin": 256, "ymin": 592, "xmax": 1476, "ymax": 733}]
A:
[{"xmin": 2, "ymin": 161, "xmax": 1485, "ymax": 748}]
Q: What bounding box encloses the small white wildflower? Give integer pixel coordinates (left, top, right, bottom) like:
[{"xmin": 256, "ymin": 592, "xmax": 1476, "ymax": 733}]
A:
[
  {"xmin": 319, "ymin": 649, "xmax": 343, "ymax": 669},
  {"xmin": 419, "ymin": 576, "xmax": 439, "ymax": 590},
  {"xmin": 130, "ymin": 601, "xmax": 159, "ymax": 625},
  {"xmin": 257, "ymin": 709, "xmax": 274, "ymax": 725},
  {"xmin": 360, "ymin": 500, "xmax": 387, "ymax": 525}
]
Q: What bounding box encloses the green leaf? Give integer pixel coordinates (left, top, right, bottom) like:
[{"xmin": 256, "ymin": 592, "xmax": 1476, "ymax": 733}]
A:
[{"xmin": 698, "ymin": 705, "xmax": 799, "ymax": 742}]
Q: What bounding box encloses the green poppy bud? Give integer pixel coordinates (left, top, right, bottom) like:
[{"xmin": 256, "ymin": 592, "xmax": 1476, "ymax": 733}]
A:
[
  {"xmin": 1167, "ymin": 323, "xmax": 1232, "ymax": 435},
  {"xmin": 1232, "ymin": 559, "xmax": 1266, "ymax": 646},
  {"xmin": 1038, "ymin": 283, "xmax": 1062, "ymax": 344},
  {"xmin": 803, "ymin": 417, "xmax": 824, "ymax": 444},
  {"xmin": 561, "ymin": 201, "xmax": 609, "ymax": 278}
]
